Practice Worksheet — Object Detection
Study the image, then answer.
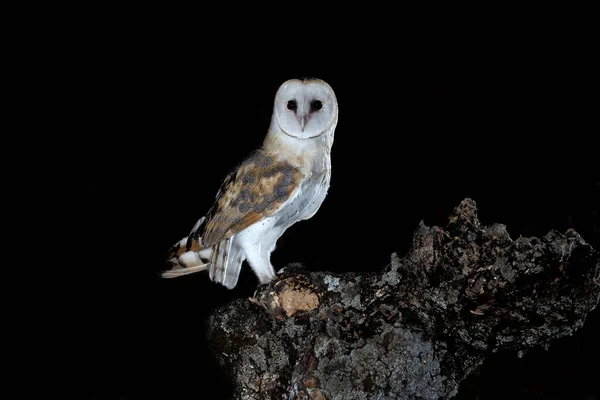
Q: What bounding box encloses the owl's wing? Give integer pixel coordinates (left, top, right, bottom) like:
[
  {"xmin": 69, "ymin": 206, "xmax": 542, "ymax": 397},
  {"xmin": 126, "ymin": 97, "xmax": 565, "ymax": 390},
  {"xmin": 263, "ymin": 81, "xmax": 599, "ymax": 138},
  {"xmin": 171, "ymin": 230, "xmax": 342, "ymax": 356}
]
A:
[{"xmin": 196, "ymin": 150, "xmax": 304, "ymax": 248}]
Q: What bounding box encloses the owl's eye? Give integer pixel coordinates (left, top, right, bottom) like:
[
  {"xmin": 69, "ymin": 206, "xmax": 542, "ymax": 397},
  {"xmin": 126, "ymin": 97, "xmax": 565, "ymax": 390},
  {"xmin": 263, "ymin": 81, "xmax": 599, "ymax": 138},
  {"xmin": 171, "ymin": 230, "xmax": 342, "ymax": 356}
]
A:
[
  {"xmin": 310, "ymin": 100, "xmax": 322, "ymax": 112},
  {"xmin": 287, "ymin": 100, "xmax": 297, "ymax": 111}
]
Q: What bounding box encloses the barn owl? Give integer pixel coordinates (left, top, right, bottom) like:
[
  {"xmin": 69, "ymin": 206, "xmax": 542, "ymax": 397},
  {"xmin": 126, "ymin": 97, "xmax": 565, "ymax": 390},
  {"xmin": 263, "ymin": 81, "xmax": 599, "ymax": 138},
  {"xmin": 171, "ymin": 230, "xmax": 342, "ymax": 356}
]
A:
[{"xmin": 162, "ymin": 78, "xmax": 338, "ymax": 289}]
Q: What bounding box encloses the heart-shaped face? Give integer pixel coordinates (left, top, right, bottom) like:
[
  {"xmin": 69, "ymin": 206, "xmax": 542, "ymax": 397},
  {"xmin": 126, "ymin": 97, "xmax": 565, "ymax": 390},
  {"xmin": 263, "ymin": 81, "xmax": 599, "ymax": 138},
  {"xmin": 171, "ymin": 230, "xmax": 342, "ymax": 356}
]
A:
[{"xmin": 274, "ymin": 78, "xmax": 338, "ymax": 139}]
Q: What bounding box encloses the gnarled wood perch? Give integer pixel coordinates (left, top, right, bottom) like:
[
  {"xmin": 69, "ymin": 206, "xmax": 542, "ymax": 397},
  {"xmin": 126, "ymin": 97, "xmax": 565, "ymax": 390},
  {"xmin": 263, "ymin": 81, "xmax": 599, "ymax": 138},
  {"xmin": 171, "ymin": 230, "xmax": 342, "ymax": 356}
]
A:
[{"xmin": 207, "ymin": 199, "xmax": 600, "ymax": 399}]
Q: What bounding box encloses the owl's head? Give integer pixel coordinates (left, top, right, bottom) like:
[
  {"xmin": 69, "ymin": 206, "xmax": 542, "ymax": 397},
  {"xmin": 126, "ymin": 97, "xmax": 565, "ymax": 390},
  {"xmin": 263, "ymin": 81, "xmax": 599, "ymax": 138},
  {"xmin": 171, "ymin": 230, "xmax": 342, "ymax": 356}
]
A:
[{"xmin": 274, "ymin": 78, "xmax": 338, "ymax": 139}]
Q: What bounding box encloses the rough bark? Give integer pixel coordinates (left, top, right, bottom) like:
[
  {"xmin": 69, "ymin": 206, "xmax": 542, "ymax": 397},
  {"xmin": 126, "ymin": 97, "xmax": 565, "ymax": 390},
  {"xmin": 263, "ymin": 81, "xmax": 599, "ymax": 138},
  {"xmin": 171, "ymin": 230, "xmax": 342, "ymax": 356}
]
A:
[{"xmin": 207, "ymin": 199, "xmax": 600, "ymax": 399}]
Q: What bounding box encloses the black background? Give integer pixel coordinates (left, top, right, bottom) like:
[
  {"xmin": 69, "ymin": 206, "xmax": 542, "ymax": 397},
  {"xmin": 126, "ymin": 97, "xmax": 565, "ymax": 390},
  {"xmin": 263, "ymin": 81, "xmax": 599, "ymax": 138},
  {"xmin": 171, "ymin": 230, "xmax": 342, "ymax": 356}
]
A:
[{"xmin": 79, "ymin": 37, "xmax": 598, "ymax": 398}]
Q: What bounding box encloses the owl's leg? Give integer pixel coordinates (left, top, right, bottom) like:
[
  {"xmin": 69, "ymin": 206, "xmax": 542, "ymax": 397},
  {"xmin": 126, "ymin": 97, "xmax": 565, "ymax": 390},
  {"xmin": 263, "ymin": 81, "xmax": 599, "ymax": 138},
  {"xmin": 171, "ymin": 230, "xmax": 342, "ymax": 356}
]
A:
[
  {"xmin": 244, "ymin": 245, "xmax": 275, "ymax": 284},
  {"xmin": 245, "ymin": 232, "xmax": 283, "ymax": 284},
  {"xmin": 236, "ymin": 217, "xmax": 283, "ymax": 284}
]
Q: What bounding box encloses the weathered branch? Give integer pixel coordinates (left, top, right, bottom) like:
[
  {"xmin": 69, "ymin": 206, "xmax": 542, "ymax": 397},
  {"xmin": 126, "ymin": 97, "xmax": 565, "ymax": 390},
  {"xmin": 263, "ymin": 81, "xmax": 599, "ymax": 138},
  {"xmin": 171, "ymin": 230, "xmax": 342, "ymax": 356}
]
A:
[{"xmin": 207, "ymin": 199, "xmax": 600, "ymax": 399}]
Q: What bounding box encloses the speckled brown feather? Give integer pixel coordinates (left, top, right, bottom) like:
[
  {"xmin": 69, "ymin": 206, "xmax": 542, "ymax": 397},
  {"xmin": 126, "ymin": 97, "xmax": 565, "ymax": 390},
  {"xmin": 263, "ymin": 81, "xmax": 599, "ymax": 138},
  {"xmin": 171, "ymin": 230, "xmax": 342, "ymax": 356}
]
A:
[{"xmin": 196, "ymin": 150, "xmax": 304, "ymax": 248}]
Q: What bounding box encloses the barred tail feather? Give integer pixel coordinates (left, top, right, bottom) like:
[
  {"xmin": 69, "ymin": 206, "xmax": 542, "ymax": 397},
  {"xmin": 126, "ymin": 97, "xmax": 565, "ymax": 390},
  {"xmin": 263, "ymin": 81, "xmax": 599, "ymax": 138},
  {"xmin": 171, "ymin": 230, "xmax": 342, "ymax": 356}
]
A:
[
  {"xmin": 162, "ymin": 232, "xmax": 212, "ymax": 279},
  {"xmin": 163, "ymin": 217, "xmax": 245, "ymax": 289},
  {"xmin": 161, "ymin": 263, "xmax": 209, "ymax": 278}
]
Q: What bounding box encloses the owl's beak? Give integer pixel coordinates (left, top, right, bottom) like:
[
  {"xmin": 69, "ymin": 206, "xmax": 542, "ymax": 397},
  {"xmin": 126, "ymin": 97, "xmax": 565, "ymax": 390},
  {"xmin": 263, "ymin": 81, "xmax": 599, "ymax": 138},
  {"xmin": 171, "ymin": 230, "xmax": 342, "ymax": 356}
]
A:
[{"xmin": 297, "ymin": 113, "xmax": 309, "ymax": 132}]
